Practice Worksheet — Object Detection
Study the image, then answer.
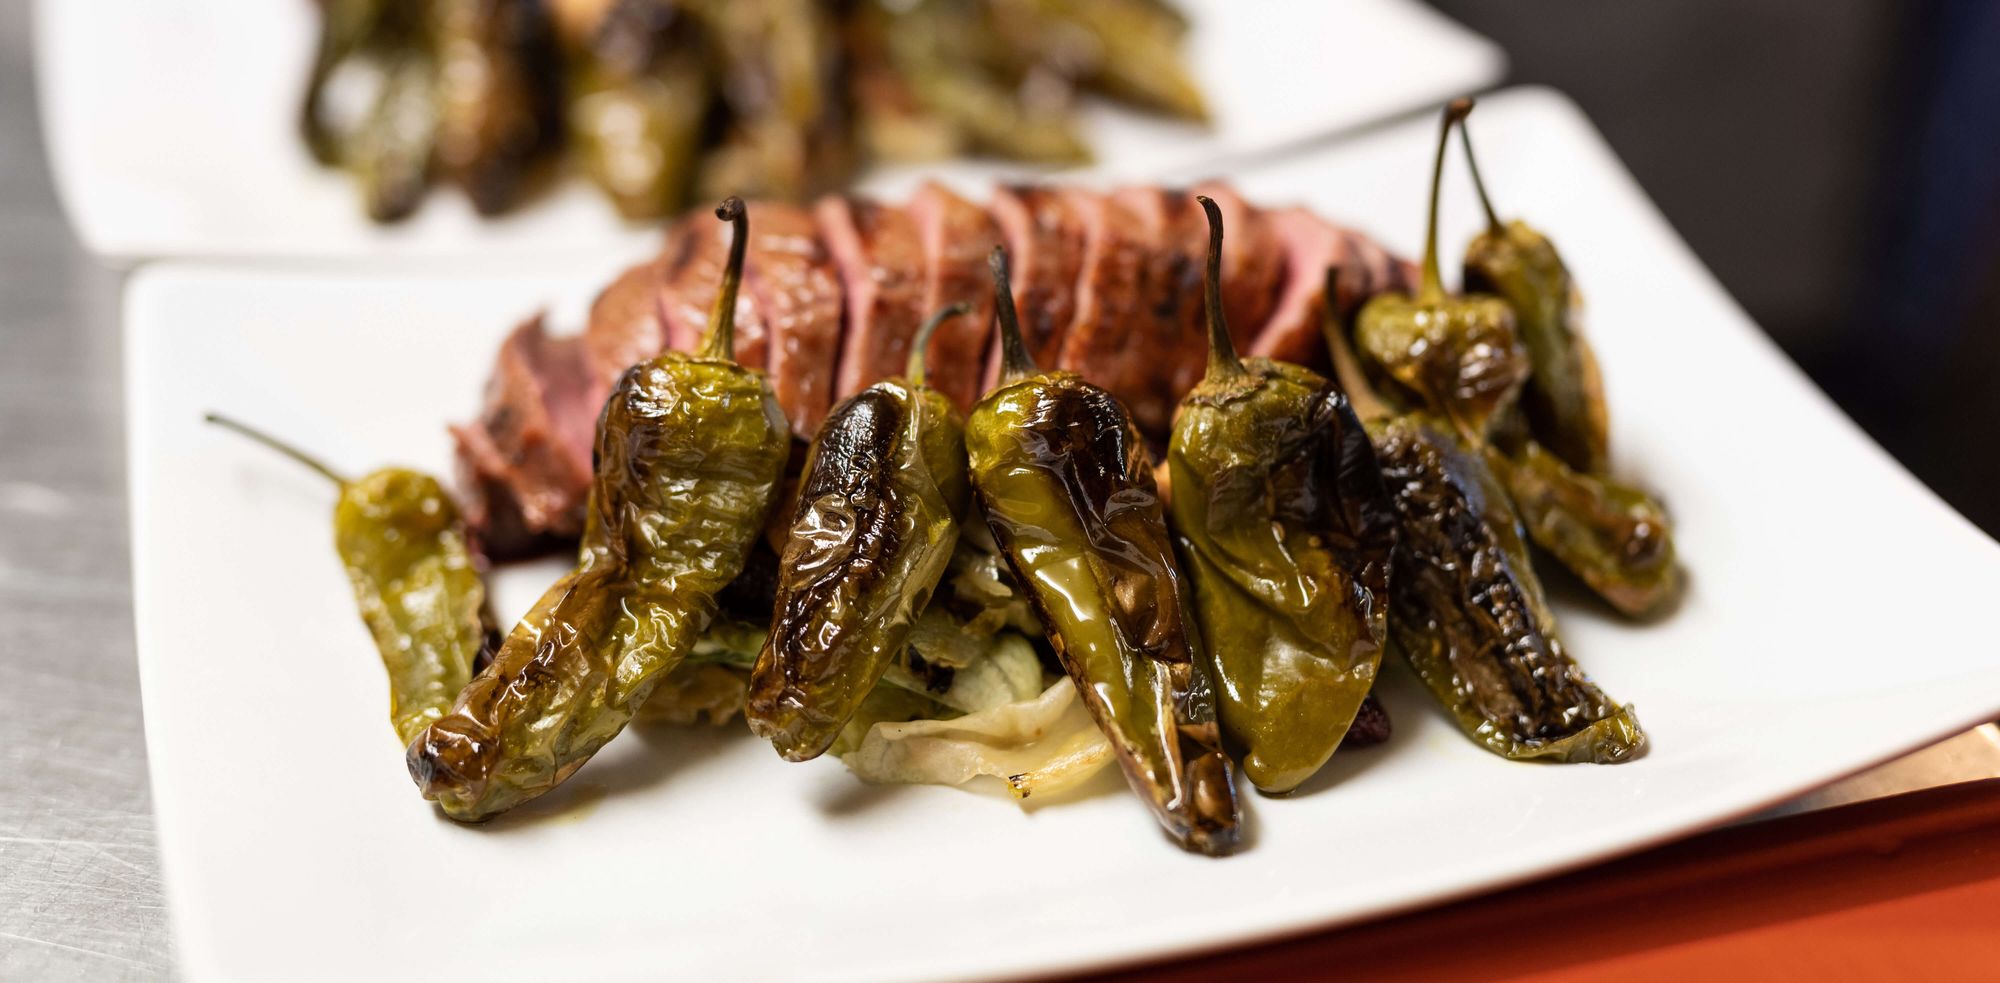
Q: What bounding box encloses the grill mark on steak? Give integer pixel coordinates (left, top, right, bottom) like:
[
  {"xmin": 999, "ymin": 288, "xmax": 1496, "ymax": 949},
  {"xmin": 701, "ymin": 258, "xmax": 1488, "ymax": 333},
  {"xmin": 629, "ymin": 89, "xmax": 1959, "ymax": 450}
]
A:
[
  {"xmin": 907, "ymin": 181, "xmax": 999, "ymax": 412},
  {"xmin": 985, "ymin": 185, "xmax": 1084, "ymax": 390},
  {"xmin": 744, "ymin": 201, "xmax": 844, "ymax": 437},
  {"xmin": 818, "ymin": 195, "xmax": 928, "ymax": 401}
]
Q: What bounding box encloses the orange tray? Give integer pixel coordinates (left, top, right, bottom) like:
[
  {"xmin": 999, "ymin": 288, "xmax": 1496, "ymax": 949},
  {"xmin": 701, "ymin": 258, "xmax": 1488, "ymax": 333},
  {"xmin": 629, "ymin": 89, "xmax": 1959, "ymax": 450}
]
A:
[{"xmin": 1081, "ymin": 778, "xmax": 2000, "ymax": 981}]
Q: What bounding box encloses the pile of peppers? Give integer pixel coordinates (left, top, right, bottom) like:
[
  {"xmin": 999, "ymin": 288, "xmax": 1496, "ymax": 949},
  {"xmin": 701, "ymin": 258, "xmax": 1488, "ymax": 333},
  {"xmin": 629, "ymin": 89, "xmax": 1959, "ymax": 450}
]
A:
[
  {"xmin": 301, "ymin": 0, "xmax": 1206, "ymax": 222},
  {"xmin": 220, "ymin": 97, "xmax": 1683, "ymax": 854}
]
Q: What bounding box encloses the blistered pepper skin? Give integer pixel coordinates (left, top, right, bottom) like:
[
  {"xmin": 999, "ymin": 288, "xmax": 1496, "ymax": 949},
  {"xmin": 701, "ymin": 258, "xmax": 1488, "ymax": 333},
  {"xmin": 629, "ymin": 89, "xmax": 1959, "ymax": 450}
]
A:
[
  {"xmin": 205, "ymin": 414, "xmax": 491, "ymax": 750},
  {"xmin": 409, "ymin": 200, "xmax": 789, "ymax": 821},
  {"xmin": 1487, "ymin": 440, "xmax": 1679, "ymax": 618},
  {"xmin": 1171, "ymin": 362, "xmax": 1397, "ymax": 793},
  {"xmin": 1353, "ymin": 101, "xmax": 1527, "ymax": 438},
  {"xmin": 748, "ymin": 324, "xmax": 972, "ymax": 762},
  {"xmin": 409, "ymin": 352, "xmax": 788, "ymax": 819},
  {"xmin": 968, "ymin": 366, "xmax": 1240, "ymax": 855},
  {"xmin": 335, "ymin": 469, "xmax": 492, "ymax": 746},
  {"xmin": 1166, "ymin": 195, "xmax": 1398, "ymax": 794},
  {"xmin": 1373, "ymin": 418, "xmax": 1644, "ymax": 763}
]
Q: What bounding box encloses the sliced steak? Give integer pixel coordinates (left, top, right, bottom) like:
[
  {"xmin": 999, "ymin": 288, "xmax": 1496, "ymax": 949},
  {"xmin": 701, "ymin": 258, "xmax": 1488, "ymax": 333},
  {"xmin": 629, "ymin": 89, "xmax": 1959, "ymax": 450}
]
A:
[
  {"xmin": 1111, "ymin": 186, "xmax": 1210, "ymax": 412},
  {"xmin": 907, "ymin": 181, "xmax": 1000, "ymax": 410},
  {"xmin": 451, "ymin": 315, "xmax": 597, "ymax": 558},
  {"xmin": 817, "ymin": 194, "xmax": 928, "ymax": 400},
  {"xmin": 1252, "ymin": 207, "xmax": 1355, "ymax": 368},
  {"xmin": 986, "ymin": 185, "xmax": 1084, "ymax": 386},
  {"xmin": 582, "ymin": 254, "xmax": 669, "ymax": 394},
  {"xmin": 1188, "ymin": 180, "xmax": 1285, "ymax": 354},
  {"xmin": 658, "ymin": 211, "xmax": 770, "ymax": 367},
  {"xmin": 1057, "ymin": 188, "xmax": 1192, "ymax": 436},
  {"xmin": 743, "ymin": 201, "xmax": 844, "ymax": 437}
]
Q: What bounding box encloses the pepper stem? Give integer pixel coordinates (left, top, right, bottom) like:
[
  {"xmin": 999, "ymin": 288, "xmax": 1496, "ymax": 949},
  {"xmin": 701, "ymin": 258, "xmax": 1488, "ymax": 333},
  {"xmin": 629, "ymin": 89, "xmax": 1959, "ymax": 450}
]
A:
[
  {"xmin": 1195, "ymin": 195, "xmax": 1246, "ymax": 383},
  {"xmin": 204, "ymin": 412, "xmax": 347, "ymax": 485},
  {"xmin": 1421, "ymin": 99, "xmax": 1474, "ymax": 301},
  {"xmin": 1456, "ymin": 99, "xmax": 1504, "ymax": 232},
  {"xmin": 908, "ymin": 302, "xmax": 971, "ymax": 386},
  {"xmin": 989, "ymin": 246, "xmax": 1039, "ymax": 384},
  {"xmin": 697, "ymin": 197, "xmax": 748, "ymax": 361}
]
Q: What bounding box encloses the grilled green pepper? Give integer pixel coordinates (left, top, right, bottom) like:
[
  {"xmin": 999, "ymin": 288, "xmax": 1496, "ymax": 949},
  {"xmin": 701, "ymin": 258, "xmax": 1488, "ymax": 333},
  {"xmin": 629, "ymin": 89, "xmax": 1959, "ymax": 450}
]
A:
[
  {"xmin": 205, "ymin": 414, "xmax": 489, "ymax": 746},
  {"xmin": 1373, "ymin": 416, "xmax": 1644, "ymax": 763},
  {"xmin": 1168, "ymin": 196, "xmax": 1398, "ymax": 794},
  {"xmin": 568, "ymin": 0, "xmax": 707, "ymax": 221},
  {"xmin": 432, "ymin": 0, "xmax": 564, "ymax": 216},
  {"xmin": 1459, "ymin": 103, "xmax": 1610, "ymax": 474},
  {"xmin": 966, "ymin": 246, "xmax": 1240, "ymax": 855},
  {"xmin": 1356, "ymin": 99, "xmax": 1527, "ymax": 439},
  {"xmin": 408, "ymin": 199, "xmax": 790, "ymax": 820},
  {"xmin": 1487, "ymin": 439, "xmax": 1679, "ymax": 618},
  {"xmin": 747, "ymin": 303, "xmax": 975, "ymax": 762}
]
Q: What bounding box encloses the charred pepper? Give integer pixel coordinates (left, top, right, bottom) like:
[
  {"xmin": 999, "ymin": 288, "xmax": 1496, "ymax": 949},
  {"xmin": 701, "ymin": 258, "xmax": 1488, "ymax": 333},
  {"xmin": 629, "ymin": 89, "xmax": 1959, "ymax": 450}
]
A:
[
  {"xmin": 408, "ymin": 199, "xmax": 790, "ymax": 820},
  {"xmin": 1168, "ymin": 196, "xmax": 1399, "ymax": 794},
  {"xmin": 1355, "ymin": 99, "xmax": 1528, "ymax": 439},
  {"xmin": 966, "ymin": 246, "xmax": 1240, "ymax": 855},
  {"xmin": 1486, "ymin": 439, "xmax": 1679, "ymax": 618},
  {"xmin": 1374, "ymin": 416, "xmax": 1645, "ymax": 763},
  {"xmin": 205, "ymin": 414, "xmax": 489, "ymax": 746},
  {"xmin": 747, "ymin": 303, "xmax": 975, "ymax": 762},
  {"xmin": 1458, "ymin": 103, "xmax": 1610, "ymax": 475}
]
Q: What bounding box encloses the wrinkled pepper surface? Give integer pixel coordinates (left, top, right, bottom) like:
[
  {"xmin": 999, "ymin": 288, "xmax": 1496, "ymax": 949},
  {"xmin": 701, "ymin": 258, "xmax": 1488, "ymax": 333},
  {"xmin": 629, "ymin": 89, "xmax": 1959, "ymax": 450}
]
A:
[
  {"xmin": 966, "ymin": 246, "xmax": 1240, "ymax": 855},
  {"xmin": 206, "ymin": 414, "xmax": 489, "ymax": 746},
  {"xmin": 408, "ymin": 199, "xmax": 790, "ymax": 820},
  {"xmin": 1458, "ymin": 107, "xmax": 1611, "ymax": 475},
  {"xmin": 1487, "ymin": 439, "xmax": 1679, "ymax": 618},
  {"xmin": 1373, "ymin": 416, "xmax": 1645, "ymax": 763},
  {"xmin": 1355, "ymin": 99, "xmax": 1527, "ymax": 439},
  {"xmin": 1169, "ymin": 196, "xmax": 1400, "ymax": 794},
  {"xmin": 748, "ymin": 303, "xmax": 975, "ymax": 762}
]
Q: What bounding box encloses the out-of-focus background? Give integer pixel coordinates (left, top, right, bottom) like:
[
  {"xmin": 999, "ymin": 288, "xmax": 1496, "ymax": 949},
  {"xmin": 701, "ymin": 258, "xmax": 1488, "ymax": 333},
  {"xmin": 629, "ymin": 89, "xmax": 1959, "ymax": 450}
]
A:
[{"xmin": 1433, "ymin": 0, "xmax": 2000, "ymax": 534}]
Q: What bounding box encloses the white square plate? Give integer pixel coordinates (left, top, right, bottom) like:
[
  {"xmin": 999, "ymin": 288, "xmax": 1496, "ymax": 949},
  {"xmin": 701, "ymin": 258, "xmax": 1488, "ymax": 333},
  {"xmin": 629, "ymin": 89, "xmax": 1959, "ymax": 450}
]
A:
[
  {"xmin": 128, "ymin": 88, "xmax": 2000, "ymax": 983},
  {"xmin": 41, "ymin": 0, "xmax": 1503, "ymax": 262}
]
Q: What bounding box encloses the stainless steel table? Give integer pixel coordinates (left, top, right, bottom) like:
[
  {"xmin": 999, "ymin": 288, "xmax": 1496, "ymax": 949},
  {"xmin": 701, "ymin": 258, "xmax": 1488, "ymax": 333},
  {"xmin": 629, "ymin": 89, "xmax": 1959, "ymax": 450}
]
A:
[{"xmin": 0, "ymin": 4, "xmax": 1993, "ymax": 977}]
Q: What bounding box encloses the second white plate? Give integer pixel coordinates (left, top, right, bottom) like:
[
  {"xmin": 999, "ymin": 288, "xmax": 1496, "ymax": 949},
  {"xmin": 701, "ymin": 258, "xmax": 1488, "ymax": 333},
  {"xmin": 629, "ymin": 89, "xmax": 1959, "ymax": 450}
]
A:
[{"xmin": 40, "ymin": 0, "xmax": 1503, "ymax": 262}]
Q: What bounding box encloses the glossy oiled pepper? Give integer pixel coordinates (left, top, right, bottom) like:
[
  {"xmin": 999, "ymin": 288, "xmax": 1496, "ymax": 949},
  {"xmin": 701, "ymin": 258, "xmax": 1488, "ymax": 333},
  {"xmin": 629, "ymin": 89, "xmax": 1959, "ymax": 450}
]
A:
[
  {"xmin": 1487, "ymin": 439, "xmax": 1679, "ymax": 618},
  {"xmin": 1373, "ymin": 416, "xmax": 1645, "ymax": 763},
  {"xmin": 432, "ymin": 0, "xmax": 564, "ymax": 216},
  {"xmin": 1458, "ymin": 104, "xmax": 1610, "ymax": 475},
  {"xmin": 408, "ymin": 199, "xmax": 790, "ymax": 821},
  {"xmin": 747, "ymin": 303, "xmax": 975, "ymax": 762},
  {"xmin": 205, "ymin": 414, "xmax": 489, "ymax": 746},
  {"xmin": 1168, "ymin": 196, "xmax": 1399, "ymax": 794},
  {"xmin": 966, "ymin": 246, "xmax": 1240, "ymax": 855},
  {"xmin": 1356, "ymin": 99, "xmax": 1527, "ymax": 439}
]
